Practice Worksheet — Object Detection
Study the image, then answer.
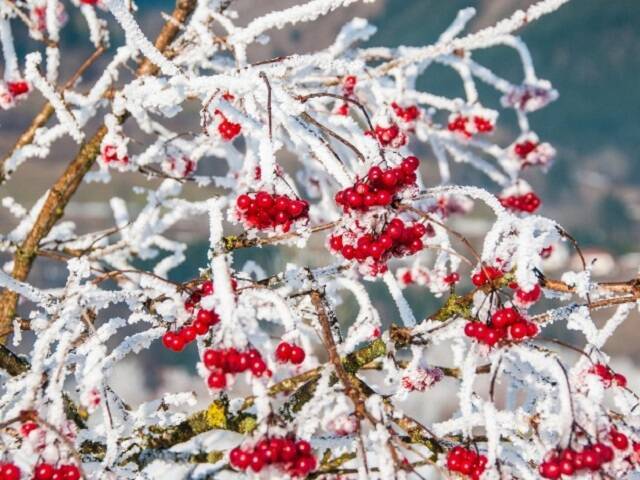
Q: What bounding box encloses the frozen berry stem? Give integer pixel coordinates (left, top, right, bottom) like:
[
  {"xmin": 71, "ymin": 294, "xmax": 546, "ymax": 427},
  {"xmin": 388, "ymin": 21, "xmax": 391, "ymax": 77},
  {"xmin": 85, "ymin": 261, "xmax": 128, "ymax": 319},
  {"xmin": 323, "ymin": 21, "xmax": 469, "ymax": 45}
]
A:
[{"xmin": 1, "ymin": 0, "xmax": 639, "ymax": 479}]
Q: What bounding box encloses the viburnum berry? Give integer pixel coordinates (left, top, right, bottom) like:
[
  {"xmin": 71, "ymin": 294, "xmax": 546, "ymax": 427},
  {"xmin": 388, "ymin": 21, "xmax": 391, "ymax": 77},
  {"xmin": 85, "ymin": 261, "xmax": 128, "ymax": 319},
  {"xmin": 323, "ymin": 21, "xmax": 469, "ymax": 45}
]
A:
[
  {"xmin": 471, "ymin": 265, "xmax": 503, "ymax": 287},
  {"xmin": 443, "ymin": 272, "xmax": 460, "ymax": 285},
  {"xmin": 161, "ymin": 331, "xmax": 185, "ymax": 352},
  {"xmin": 465, "ymin": 306, "xmax": 537, "ymax": 347},
  {"xmin": 101, "ymin": 144, "xmax": 129, "ymax": 165},
  {"xmin": 447, "ymin": 114, "xmax": 494, "ymax": 138},
  {"xmin": 275, "ymin": 342, "xmax": 305, "ymax": 365},
  {"xmin": 6, "ymin": 81, "xmax": 29, "ymax": 97},
  {"xmin": 0, "ymin": 463, "xmax": 21, "ymax": 480},
  {"xmin": 214, "ymin": 108, "xmax": 242, "ymax": 141},
  {"xmin": 514, "ymin": 139, "xmax": 538, "ymax": 159},
  {"xmin": 207, "ymin": 369, "xmax": 226, "ymax": 389},
  {"xmin": 329, "ymin": 218, "xmax": 427, "ymax": 275},
  {"xmin": 445, "ymin": 446, "xmax": 487, "ymax": 480},
  {"xmin": 34, "ymin": 463, "xmax": 55, "ymax": 480},
  {"xmin": 366, "ymin": 123, "xmax": 407, "ymax": 148},
  {"xmin": 588, "ymin": 362, "xmax": 626, "ymax": 389},
  {"xmin": 229, "ymin": 435, "xmax": 316, "ymax": 476},
  {"xmin": 203, "ymin": 347, "xmax": 269, "ymax": 388},
  {"xmin": 236, "ymin": 191, "xmax": 309, "ymax": 232},
  {"xmin": 20, "ymin": 421, "xmax": 38, "ymax": 437},
  {"xmin": 515, "ymin": 284, "xmax": 542, "ymax": 305},
  {"xmin": 499, "ymin": 190, "xmax": 541, "ymax": 213},
  {"xmin": 391, "ymin": 102, "xmax": 419, "ymax": 122},
  {"xmin": 334, "ymin": 157, "xmax": 419, "ymax": 213},
  {"xmin": 610, "ymin": 429, "xmax": 629, "ymax": 450},
  {"xmin": 342, "ymin": 75, "xmax": 357, "ymax": 95}
]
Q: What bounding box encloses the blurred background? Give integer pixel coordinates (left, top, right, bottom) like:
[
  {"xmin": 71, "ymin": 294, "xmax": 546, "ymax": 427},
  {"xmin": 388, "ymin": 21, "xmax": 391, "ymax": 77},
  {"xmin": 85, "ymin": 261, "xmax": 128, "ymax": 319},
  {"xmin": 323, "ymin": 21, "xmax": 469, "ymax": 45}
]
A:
[{"xmin": 1, "ymin": 0, "xmax": 640, "ymax": 415}]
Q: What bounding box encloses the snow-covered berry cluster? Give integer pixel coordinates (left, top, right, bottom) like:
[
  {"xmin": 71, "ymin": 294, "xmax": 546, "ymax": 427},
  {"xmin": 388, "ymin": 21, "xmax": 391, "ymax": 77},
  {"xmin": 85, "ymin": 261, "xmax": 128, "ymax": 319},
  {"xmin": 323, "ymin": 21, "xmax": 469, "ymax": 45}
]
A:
[
  {"xmin": 464, "ymin": 306, "xmax": 539, "ymax": 346},
  {"xmin": 539, "ymin": 428, "xmax": 632, "ymax": 479},
  {"xmin": 447, "ymin": 114, "xmax": 494, "ymax": 138},
  {"xmin": 203, "ymin": 347, "xmax": 270, "ymax": 389},
  {"xmin": 333, "ymin": 157, "xmax": 419, "ymax": 212},
  {"xmin": 162, "ymin": 281, "xmax": 220, "ymax": 351},
  {"xmin": 236, "ymin": 192, "xmax": 309, "ymax": 232},
  {"xmin": 445, "ymin": 446, "xmax": 488, "ymax": 480},
  {"xmin": 366, "ymin": 123, "xmax": 407, "ymax": 148},
  {"xmin": 499, "ymin": 190, "xmax": 541, "ymax": 213},
  {"xmin": 329, "ymin": 218, "xmax": 426, "ymax": 275},
  {"xmin": 589, "ymin": 363, "xmax": 627, "ymax": 388},
  {"xmin": 229, "ymin": 437, "xmax": 316, "ymax": 477}
]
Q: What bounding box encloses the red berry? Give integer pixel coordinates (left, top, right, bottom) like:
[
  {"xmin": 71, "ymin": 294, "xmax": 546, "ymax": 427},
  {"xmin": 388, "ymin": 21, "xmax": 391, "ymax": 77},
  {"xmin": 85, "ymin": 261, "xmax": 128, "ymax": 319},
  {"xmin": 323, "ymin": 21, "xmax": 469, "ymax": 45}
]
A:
[
  {"xmin": 539, "ymin": 460, "xmax": 561, "ymax": 479},
  {"xmin": 509, "ymin": 322, "xmax": 528, "ymax": 340},
  {"xmin": 281, "ymin": 439, "xmax": 298, "ymax": 461},
  {"xmin": 249, "ymin": 452, "xmax": 264, "ymax": 472},
  {"xmin": 207, "ymin": 370, "xmax": 226, "ymax": 389},
  {"xmin": 197, "ymin": 309, "xmax": 218, "ymax": 326},
  {"xmin": 296, "ymin": 439, "xmax": 312, "ymax": 457},
  {"xmin": 2, "ymin": 464, "xmax": 21, "ymax": 480},
  {"xmin": 193, "ymin": 318, "xmax": 209, "ymax": 335},
  {"xmin": 464, "ymin": 322, "xmax": 478, "ymax": 338},
  {"xmin": 582, "ymin": 448, "xmax": 601, "ymax": 470},
  {"xmin": 275, "ymin": 342, "xmax": 292, "ymax": 363},
  {"xmin": 61, "ymin": 465, "xmax": 80, "ymax": 480},
  {"xmin": 200, "ymin": 280, "xmax": 214, "ymax": 295},
  {"xmin": 251, "ymin": 358, "xmax": 267, "ymax": 377},
  {"xmin": 7, "ymin": 81, "xmax": 29, "ymax": 96},
  {"xmin": 558, "ymin": 459, "xmax": 574, "ymax": 476},
  {"xmin": 35, "ymin": 464, "xmax": 55, "ymax": 480},
  {"xmin": 236, "ymin": 194, "xmax": 251, "ymax": 210},
  {"xmin": 329, "ymin": 235, "xmax": 343, "ymax": 251},
  {"xmin": 611, "ymin": 431, "xmax": 629, "ymax": 450},
  {"xmin": 471, "ymin": 272, "xmax": 486, "ymax": 287},
  {"xmin": 203, "ymin": 349, "xmax": 224, "ymax": 369},
  {"xmin": 294, "ymin": 455, "xmax": 317, "ymax": 475},
  {"xmin": 612, "ymin": 373, "xmax": 627, "ymax": 388},
  {"xmin": 289, "ymin": 345, "xmax": 306, "ymax": 365},
  {"xmin": 180, "ymin": 325, "xmax": 197, "ymax": 343},
  {"xmin": 20, "ymin": 421, "xmax": 37, "ymax": 437}
]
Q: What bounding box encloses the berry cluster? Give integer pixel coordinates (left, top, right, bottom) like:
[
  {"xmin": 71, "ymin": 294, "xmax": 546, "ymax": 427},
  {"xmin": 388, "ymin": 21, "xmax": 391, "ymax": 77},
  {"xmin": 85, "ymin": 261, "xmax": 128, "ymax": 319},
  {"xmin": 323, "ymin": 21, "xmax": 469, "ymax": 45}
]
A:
[
  {"xmin": 335, "ymin": 75, "xmax": 357, "ymax": 116},
  {"xmin": 514, "ymin": 140, "xmax": 537, "ymax": 159},
  {"xmin": 539, "ymin": 430, "xmax": 630, "ymax": 478},
  {"xmin": 445, "ymin": 446, "xmax": 488, "ymax": 480},
  {"xmin": 32, "ymin": 463, "xmax": 81, "ymax": 480},
  {"xmin": 218, "ymin": 116, "xmax": 241, "ymax": 141},
  {"xmin": 275, "ymin": 342, "xmax": 306, "ymax": 365},
  {"xmin": 499, "ymin": 191, "xmax": 541, "ymax": 213},
  {"xmin": 366, "ymin": 124, "xmax": 407, "ymax": 148},
  {"xmin": 333, "ymin": 157, "xmax": 420, "ymax": 213},
  {"xmin": 447, "ymin": 115, "xmax": 494, "ymax": 138},
  {"xmin": 80, "ymin": 0, "xmax": 99, "ymax": 4},
  {"xmin": 0, "ymin": 463, "xmax": 20, "ymax": 480},
  {"xmin": 236, "ymin": 192, "xmax": 309, "ymax": 232},
  {"xmin": 329, "ymin": 219, "xmax": 427, "ymax": 275},
  {"xmin": 203, "ymin": 347, "xmax": 270, "ymax": 389},
  {"xmin": 391, "ymin": 102, "xmax": 419, "ymax": 123},
  {"xmin": 101, "ymin": 144, "xmax": 129, "ymax": 165},
  {"xmin": 162, "ymin": 281, "xmax": 220, "ymax": 352},
  {"xmin": 589, "ymin": 363, "xmax": 627, "ymax": 388},
  {"xmin": 471, "ymin": 265, "xmax": 503, "ymax": 287},
  {"xmin": 464, "ymin": 307, "xmax": 538, "ymax": 347},
  {"xmin": 443, "ymin": 272, "xmax": 460, "ymax": 285},
  {"xmin": 229, "ymin": 437, "xmax": 316, "ymax": 477}
]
